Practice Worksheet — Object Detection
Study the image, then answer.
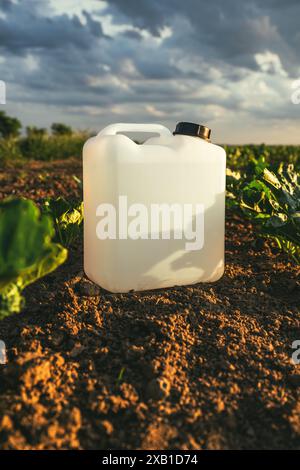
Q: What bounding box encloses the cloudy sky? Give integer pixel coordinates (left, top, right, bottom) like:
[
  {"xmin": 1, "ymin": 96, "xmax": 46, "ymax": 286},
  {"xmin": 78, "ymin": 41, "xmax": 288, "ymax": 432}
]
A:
[{"xmin": 0, "ymin": 0, "xmax": 299, "ymax": 143}]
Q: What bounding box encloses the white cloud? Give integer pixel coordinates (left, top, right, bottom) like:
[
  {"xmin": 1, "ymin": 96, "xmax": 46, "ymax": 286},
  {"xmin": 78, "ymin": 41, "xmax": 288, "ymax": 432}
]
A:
[
  {"xmin": 23, "ymin": 54, "xmax": 39, "ymax": 72},
  {"xmin": 48, "ymin": 0, "xmax": 106, "ymax": 18},
  {"xmin": 86, "ymin": 73, "xmax": 130, "ymax": 91},
  {"xmin": 255, "ymin": 51, "xmax": 288, "ymax": 77},
  {"xmin": 145, "ymin": 104, "xmax": 166, "ymax": 117}
]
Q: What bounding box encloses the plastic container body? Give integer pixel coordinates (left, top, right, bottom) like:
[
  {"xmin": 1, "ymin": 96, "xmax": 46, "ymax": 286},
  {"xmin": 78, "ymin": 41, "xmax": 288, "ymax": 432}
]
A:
[{"xmin": 83, "ymin": 123, "xmax": 226, "ymax": 293}]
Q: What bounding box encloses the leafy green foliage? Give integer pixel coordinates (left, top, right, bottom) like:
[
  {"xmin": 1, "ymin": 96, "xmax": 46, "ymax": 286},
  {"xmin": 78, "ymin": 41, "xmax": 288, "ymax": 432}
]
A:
[
  {"xmin": 18, "ymin": 133, "xmax": 88, "ymax": 161},
  {"xmin": 227, "ymin": 157, "xmax": 300, "ymax": 263},
  {"xmin": 26, "ymin": 126, "xmax": 48, "ymax": 138},
  {"xmin": 0, "ymin": 111, "xmax": 22, "ymax": 138},
  {"xmin": 0, "ymin": 133, "xmax": 88, "ymax": 166},
  {"xmin": 43, "ymin": 197, "xmax": 83, "ymax": 248},
  {"xmin": 51, "ymin": 122, "xmax": 73, "ymax": 136},
  {"xmin": 225, "ymin": 144, "xmax": 300, "ymax": 172},
  {"xmin": 0, "ymin": 137, "xmax": 23, "ymax": 166},
  {"xmin": 0, "ymin": 199, "xmax": 67, "ymax": 320}
]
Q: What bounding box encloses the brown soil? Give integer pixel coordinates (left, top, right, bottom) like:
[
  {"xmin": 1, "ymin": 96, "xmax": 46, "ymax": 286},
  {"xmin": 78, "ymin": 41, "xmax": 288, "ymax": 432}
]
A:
[{"xmin": 0, "ymin": 159, "xmax": 300, "ymax": 450}]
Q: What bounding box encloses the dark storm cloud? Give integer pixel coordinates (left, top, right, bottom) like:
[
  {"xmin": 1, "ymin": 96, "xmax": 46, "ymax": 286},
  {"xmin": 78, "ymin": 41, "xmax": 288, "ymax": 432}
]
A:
[
  {"xmin": 106, "ymin": 0, "xmax": 300, "ymax": 76},
  {"xmin": 0, "ymin": 0, "xmax": 299, "ymax": 141},
  {"xmin": 104, "ymin": 0, "xmax": 166, "ymax": 36},
  {"xmin": 1, "ymin": 0, "xmax": 298, "ymax": 78},
  {"xmin": 0, "ymin": 1, "xmax": 106, "ymax": 54},
  {"xmin": 0, "ymin": 0, "xmax": 12, "ymax": 11},
  {"xmin": 121, "ymin": 30, "xmax": 144, "ymax": 41}
]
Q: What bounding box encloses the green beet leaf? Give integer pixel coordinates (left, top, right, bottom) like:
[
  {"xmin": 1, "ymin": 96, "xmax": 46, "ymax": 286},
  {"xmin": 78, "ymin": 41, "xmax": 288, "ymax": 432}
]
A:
[
  {"xmin": 43, "ymin": 197, "xmax": 83, "ymax": 248},
  {"xmin": 0, "ymin": 198, "xmax": 67, "ymax": 320},
  {"xmin": 227, "ymin": 160, "xmax": 300, "ymax": 264}
]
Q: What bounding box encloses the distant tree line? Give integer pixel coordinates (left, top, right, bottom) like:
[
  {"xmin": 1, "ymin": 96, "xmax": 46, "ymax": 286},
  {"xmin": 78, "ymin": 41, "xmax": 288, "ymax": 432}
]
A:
[{"xmin": 0, "ymin": 111, "xmax": 73, "ymax": 139}]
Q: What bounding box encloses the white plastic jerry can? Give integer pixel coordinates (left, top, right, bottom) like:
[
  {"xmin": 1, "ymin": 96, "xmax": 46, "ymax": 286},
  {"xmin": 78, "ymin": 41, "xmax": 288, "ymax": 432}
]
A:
[{"xmin": 83, "ymin": 122, "xmax": 226, "ymax": 293}]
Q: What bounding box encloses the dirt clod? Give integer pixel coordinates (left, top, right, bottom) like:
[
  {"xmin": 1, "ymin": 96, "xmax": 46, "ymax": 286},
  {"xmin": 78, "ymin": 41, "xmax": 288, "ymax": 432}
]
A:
[
  {"xmin": 146, "ymin": 377, "xmax": 171, "ymax": 401},
  {"xmin": 77, "ymin": 279, "xmax": 102, "ymax": 297}
]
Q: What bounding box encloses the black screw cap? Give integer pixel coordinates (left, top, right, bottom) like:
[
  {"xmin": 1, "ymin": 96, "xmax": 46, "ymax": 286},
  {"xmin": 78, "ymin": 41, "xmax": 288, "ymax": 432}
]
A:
[{"xmin": 173, "ymin": 122, "xmax": 211, "ymax": 142}]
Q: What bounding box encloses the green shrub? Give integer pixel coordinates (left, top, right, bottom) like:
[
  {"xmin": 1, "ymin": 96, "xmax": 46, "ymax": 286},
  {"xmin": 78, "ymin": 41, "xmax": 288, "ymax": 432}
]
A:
[
  {"xmin": 0, "ymin": 111, "xmax": 21, "ymax": 138},
  {"xmin": 19, "ymin": 132, "xmax": 89, "ymax": 161},
  {"xmin": 51, "ymin": 122, "xmax": 73, "ymax": 136},
  {"xmin": 0, "ymin": 137, "xmax": 22, "ymax": 166}
]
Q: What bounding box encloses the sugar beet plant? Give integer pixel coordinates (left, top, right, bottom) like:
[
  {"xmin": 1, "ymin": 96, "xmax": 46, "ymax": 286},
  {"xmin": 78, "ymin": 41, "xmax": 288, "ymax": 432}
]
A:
[
  {"xmin": 0, "ymin": 199, "xmax": 67, "ymax": 320},
  {"xmin": 42, "ymin": 197, "xmax": 83, "ymax": 248},
  {"xmin": 227, "ymin": 157, "xmax": 300, "ymax": 263}
]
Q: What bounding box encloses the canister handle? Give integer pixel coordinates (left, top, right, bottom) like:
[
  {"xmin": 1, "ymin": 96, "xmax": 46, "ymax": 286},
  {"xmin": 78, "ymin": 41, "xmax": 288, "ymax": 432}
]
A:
[{"xmin": 98, "ymin": 123, "xmax": 172, "ymax": 138}]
